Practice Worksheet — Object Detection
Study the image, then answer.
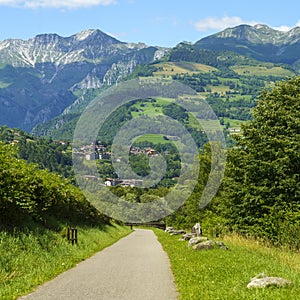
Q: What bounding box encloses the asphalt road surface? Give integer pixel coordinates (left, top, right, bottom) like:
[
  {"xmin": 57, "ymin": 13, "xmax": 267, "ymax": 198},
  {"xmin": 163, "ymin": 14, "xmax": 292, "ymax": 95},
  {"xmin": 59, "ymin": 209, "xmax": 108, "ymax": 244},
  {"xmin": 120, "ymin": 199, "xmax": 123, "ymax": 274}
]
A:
[{"xmin": 20, "ymin": 229, "xmax": 178, "ymax": 300}]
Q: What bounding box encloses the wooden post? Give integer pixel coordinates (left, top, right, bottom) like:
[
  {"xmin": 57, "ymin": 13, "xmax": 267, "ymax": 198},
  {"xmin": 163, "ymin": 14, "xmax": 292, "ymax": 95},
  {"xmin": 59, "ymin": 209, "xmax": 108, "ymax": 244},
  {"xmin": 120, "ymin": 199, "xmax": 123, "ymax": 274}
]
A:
[
  {"xmin": 67, "ymin": 226, "xmax": 70, "ymax": 242},
  {"xmin": 71, "ymin": 228, "xmax": 75, "ymax": 245},
  {"xmin": 73, "ymin": 228, "xmax": 78, "ymax": 245},
  {"xmin": 67, "ymin": 226, "xmax": 78, "ymax": 245}
]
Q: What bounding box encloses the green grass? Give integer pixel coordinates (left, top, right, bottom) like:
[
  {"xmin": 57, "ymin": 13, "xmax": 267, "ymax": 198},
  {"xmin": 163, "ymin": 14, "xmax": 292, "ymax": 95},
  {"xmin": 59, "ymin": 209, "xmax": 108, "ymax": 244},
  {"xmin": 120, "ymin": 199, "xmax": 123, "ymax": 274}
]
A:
[
  {"xmin": 205, "ymin": 84, "xmax": 230, "ymax": 94},
  {"xmin": 131, "ymin": 97, "xmax": 173, "ymax": 118},
  {"xmin": 154, "ymin": 229, "xmax": 300, "ymax": 300},
  {"xmin": 0, "ymin": 223, "xmax": 131, "ymax": 300},
  {"xmin": 174, "ymin": 62, "xmax": 217, "ymax": 73},
  {"xmin": 154, "ymin": 97, "xmax": 174, "ymax": 105},
  {"xmin": 231, "ymin": 65, "xmax": 295, "ymax": 77},
  {"xmin": 153, "ymin": 62, "xmax": 217, "ymax": 76},
  {"xmin": 131, "ymin": 103, "xmax": 162, "ymax": 117},
  {"xmin": 134, "ymin": 133, "xmax": 170, "ymax": 144},
  {"xmin": 223, "ymin": 118, "xmax": 248, "ymax": 128}
]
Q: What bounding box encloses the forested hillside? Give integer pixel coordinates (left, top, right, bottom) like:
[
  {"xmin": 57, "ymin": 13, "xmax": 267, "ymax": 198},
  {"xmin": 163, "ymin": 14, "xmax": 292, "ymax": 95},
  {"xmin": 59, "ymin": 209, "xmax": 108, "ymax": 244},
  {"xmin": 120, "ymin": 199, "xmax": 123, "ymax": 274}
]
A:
[
  {"xmin": 130, "ymin": 43, "xmax": 296, "ymax": 128},
  {"xmin": 0, "ymin": 126, "xmax": 74, "ymax": 179}
]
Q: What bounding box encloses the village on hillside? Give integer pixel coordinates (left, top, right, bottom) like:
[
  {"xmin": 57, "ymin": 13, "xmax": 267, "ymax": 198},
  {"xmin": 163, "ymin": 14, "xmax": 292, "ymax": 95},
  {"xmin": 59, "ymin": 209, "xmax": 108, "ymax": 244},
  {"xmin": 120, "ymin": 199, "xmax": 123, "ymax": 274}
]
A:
[{"xmin": 73, "ymin": 141, "xmax": 160, "ymax": 187}]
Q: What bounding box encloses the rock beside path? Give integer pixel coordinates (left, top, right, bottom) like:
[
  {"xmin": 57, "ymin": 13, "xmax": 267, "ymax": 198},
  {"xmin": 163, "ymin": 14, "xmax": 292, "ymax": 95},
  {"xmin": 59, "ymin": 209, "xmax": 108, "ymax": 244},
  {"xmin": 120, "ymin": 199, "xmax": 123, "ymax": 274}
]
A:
[
  {"xmin": 165, "ymin": 223, "xmax": 228, "ymax": 251},
  {"xmin": 247, "ymin": 273, "xmax": 292, "ymax": 288},
  {"xmin": 180, "ymin": 233, "xmax": 195, "ymax": 241},
  {"xmin": 190, "ymin": 238, "xmax": 228, "ymax": 251},
  {"xmin": 188, "ymin": 237, "xmax": 208, "ymax": 247},
  {"xmin": 165, "ymin": 227, "xmax": 186, "ymax": 235},
  {"xmin": 192, "ymin": 240, "xmax": 215, "ymax": 250}
]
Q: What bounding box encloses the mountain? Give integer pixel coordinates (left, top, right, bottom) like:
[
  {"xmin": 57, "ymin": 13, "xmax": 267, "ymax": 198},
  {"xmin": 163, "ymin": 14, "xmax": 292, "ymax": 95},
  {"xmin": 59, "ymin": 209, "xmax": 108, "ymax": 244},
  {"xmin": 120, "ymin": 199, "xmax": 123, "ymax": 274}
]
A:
[
  {"xmin": 2, "ymin": 24, "xmax": 300, "ymax": 135},
  {"xmin": 33, "ymin": 41, "xmax": 297, "ymax": 141},
  {"xmin": 0, "ymin": 29, "xmax": 167, "ymax": 131},
  {"xmin": 195, "ymin": 24, "xmax": 300, "ymax": 69}
]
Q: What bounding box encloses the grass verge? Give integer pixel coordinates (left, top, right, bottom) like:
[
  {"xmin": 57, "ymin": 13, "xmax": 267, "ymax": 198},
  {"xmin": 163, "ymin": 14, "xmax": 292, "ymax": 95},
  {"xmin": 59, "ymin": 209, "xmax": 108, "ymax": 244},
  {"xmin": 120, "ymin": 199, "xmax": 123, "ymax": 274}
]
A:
[
  {"xmin": 154, "ymin": 229, "xmax": 300, "ymax": 300},
  {"xmin": 0, "ymin": 223, "xmax": 131, "ymax": 300}
]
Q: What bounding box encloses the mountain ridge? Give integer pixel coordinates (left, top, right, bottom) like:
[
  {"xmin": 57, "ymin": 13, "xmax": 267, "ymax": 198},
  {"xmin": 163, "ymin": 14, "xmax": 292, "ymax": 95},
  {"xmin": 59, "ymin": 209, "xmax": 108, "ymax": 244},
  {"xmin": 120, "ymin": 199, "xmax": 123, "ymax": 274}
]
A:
[
  {"xmin": 0, "ymin": 29, "xmax": 167, "ymax": 131},
  {"xmin": 195, "ymin": 24, "xmax": 300, "ymax": 67},
  {"xmin": 211, "ymin": 24, "xmax": 300, "ymax": 44},
  {"xmin": 0, "ymin": 29, "xmax": 152, "ymax": 68}
]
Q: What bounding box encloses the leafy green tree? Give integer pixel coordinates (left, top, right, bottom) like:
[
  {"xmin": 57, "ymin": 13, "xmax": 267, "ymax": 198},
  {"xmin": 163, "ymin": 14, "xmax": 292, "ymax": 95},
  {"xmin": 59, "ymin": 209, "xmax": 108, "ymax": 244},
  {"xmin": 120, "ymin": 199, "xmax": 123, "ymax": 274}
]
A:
[
  {"xmin": 166, "ymin": 144, "xmax": 213, "ymax": 229},
  {"xmin": 162, "ymin": 103, "xmax": 189, "ymax": 123},
  {"xmin": 221, "ymin": 76, "xmax": 300, "ymax": 245}
]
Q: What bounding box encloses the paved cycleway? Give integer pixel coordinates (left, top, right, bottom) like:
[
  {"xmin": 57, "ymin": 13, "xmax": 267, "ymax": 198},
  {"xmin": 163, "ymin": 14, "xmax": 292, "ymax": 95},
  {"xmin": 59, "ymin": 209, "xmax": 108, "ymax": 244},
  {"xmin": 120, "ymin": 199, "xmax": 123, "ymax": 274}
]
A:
[{"xmin": 20, "ymin": 229, "xmax": 178, "ymax": 300}]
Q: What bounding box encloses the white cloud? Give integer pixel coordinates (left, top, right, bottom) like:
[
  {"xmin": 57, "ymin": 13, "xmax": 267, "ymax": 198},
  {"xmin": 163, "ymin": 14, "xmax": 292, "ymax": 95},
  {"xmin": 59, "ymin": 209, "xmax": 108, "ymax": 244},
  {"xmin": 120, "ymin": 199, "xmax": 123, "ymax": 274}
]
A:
[
  {"xmin": 194, "ymin": 16, "xmax": 300, "ymax": 34},
  {"xmin": 0, "ymin": 0, "xmax": 116, "ymax": 9},
  {"xmin": 0, "ymin": 0, "xmax": 18, "ymax": 5},
  {"xmin": 270, "ymin": 21, "xmax": 300, "ymax": 32},
  {"xmin": 272, "ymin": 25, "xmax": 291, "ymax": 32},
  {"xmin": 194, "ymin": 16, "xmax": 257, "ymax": 32}
]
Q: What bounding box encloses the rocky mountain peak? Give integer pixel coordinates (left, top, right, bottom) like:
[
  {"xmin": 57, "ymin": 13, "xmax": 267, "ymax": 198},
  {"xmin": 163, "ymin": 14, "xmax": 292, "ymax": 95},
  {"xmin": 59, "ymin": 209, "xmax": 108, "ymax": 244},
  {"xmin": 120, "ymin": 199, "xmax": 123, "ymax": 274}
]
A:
[
  {"xmin": 32, "ymin": 33, "xmax": 62, "ymax": 44},
  {"xmin": 203, "ymin": 24, "xmax": 300, "ymax": 45},
  {"xmin": 74, "ymin": 29, "xmax": 98, "ymax": 41},
  {"xmin": 195, "ymin": 23, "xmax": 300, "ymax": 69},
  {"xmin": 72, "ymin": 29, "xmax": 121, "ymax": 45},
  {"xmin": 253, "ymin": 24, "xmax": 270, "ymax": 30}
]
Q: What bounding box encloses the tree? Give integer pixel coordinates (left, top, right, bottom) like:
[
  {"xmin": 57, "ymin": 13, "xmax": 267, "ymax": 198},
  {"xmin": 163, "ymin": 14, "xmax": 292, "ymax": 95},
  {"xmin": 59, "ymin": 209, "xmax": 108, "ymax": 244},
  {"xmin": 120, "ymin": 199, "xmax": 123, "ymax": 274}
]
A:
[
  {"xmin": 221, "ymin": 76, "xmax": 300, "ymax": 245},
  {"xmin": 166, "ymin": 144, "xmax": 213, "ymax": 229}
]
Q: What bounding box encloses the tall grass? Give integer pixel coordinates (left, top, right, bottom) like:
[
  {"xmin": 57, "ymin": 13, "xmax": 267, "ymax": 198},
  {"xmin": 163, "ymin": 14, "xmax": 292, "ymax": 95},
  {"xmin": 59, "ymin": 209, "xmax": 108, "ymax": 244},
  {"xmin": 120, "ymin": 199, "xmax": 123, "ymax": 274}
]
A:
[
  {"xmin": 0, "ymin": 223, "xmax": 131, "ymax": 300},
  {"xmin": 154, "ymin": 229, "xmax": 300, "ymax": 300}
]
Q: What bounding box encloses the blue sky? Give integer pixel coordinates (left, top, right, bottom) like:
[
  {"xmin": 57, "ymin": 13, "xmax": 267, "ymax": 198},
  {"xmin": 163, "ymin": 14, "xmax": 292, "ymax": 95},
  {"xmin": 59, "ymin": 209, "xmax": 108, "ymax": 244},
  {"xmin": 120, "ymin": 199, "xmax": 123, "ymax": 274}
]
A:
[{"xmin": 0, "ymin": 0, "xmax": 299, "ymax": 47}]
